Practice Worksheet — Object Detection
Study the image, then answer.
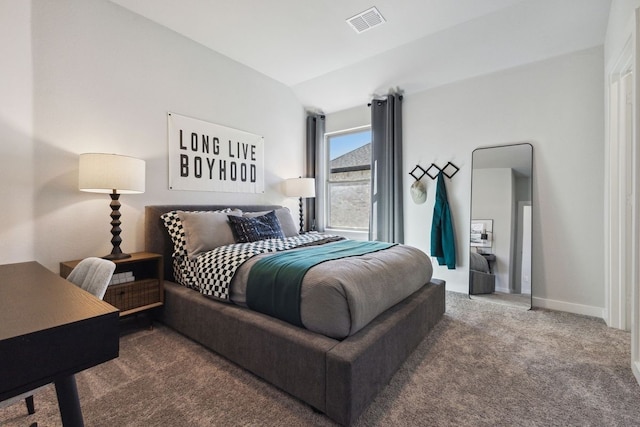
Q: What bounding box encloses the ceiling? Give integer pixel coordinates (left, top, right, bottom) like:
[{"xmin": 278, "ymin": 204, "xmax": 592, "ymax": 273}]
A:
[{"xmin": 109, "ymin": 0, "xmax": 612, "ymax": 113}]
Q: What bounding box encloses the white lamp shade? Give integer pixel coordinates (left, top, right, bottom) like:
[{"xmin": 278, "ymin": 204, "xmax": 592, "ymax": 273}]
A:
[
  {"xmin": 283, "ymin": 177, "xmax": 316, "ymax": 198},
  {"xmin": 79, "ymin": 153, "xmax": 146, "ymax": 194}
]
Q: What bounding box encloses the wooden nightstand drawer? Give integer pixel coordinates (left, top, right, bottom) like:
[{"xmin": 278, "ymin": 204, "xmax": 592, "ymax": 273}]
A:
[
  {"xmin": 104, "ymin": 279, "xmax": 161, "ymax": 312},
  {"xmin": 61, "ymin": 252, "xmax": 164, "ymax": 317}
]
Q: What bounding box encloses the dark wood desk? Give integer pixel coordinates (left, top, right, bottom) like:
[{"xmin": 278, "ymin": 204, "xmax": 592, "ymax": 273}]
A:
[{"xmin": 0, "ymin": 262, "xmax": 119, "ymax": 426}]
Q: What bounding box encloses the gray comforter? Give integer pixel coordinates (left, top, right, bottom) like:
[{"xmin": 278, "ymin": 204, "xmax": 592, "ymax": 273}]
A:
[{"xmin": 230, "ymin": 241, "xmax": 433, "ymax": 339}]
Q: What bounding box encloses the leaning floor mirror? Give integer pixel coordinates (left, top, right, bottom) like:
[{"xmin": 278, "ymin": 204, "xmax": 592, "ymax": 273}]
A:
[{"xmin": 469, "ymin": 143, "xmax": 532, "ymax": 309}]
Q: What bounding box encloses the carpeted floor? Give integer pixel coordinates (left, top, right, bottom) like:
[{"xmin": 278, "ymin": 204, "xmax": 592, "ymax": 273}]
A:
[{"xmin": 2, "ymin": 291, "xmax": 640, "ymax": 426}]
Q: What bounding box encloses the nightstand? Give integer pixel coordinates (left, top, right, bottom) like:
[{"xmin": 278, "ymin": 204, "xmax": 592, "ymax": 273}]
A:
[{"xmin": 60, "ymin": 252, "xmax": 163, "ymax": 317}]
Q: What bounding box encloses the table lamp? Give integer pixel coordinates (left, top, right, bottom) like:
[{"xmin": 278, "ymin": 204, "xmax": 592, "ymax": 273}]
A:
[
  {"xmin": 283, "ymin": 177, "xmax": 316, "ymax": 233},
  {"xmin": 79, "ymin": 153, "xmax": 146, "ymax": 260}
]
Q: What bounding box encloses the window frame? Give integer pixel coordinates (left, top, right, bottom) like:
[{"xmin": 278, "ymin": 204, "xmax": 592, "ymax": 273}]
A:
[{"xmin": 323, "ymin": 125, "xmax": 372, "ymax": 239}]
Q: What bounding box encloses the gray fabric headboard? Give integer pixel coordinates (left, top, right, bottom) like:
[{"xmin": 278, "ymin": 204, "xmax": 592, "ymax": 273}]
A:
[{"xmin": 144, "ymin": 204, "xmax": 282, "ymax": 282}]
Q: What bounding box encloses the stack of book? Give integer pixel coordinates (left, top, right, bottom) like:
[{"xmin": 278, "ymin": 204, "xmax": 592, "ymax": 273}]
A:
[{"xmin": 109, "ymin": 271, "xmax": 135, "ymax": 286}]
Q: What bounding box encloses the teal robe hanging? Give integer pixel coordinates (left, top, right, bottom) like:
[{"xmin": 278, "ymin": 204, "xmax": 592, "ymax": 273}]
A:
[{"xmin": 431, "ymin": 171, "xmax": 456, "ymax": 269}]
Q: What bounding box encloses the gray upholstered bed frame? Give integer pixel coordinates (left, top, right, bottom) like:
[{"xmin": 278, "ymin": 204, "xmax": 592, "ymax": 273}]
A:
[{"xmin": 145, "ymin": 205, "xmax": 445, "ymax": 425}]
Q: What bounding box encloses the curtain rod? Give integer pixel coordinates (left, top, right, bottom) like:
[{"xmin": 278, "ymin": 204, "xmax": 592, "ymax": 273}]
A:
[{"xmin": 367, "ymin": 94, "xmax": 403, "ymax": 107}]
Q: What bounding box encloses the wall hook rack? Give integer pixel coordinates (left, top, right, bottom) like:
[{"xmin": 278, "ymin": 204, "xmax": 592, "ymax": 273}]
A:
[
  {"xmin": 426, "ymin": 164, "xmax": 441, "ymax": 179},
  {"xmin": 441, "ymin": 161, "xmax": 460, "ymax": 179},
  {"xmin": 409, "ymin": 161, "xmax": 460, "ymax": 181},
  {"xmin": 409, "ymin": 165, "xmax": 426, "ymax": 181}
]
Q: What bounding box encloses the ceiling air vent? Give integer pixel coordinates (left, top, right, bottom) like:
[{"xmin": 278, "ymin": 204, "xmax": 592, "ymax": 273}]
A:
[{"xmin": 347, "ymin": 7, "xmax": 386, "ymax": 34}]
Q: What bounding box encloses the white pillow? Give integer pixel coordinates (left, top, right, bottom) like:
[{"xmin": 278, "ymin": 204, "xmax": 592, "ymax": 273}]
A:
[{"xmin": 178, "ymin": 209, "xmax": 242, "ymax": 258}]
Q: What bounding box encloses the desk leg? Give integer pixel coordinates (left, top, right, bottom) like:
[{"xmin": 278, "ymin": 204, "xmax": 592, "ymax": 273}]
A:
[{"xmin": 54, "ymin": 376, "xmax": 84, "ymax": 427}]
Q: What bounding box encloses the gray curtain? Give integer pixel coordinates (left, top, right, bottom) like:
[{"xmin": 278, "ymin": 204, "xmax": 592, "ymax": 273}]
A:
[
  {"xmin": 305, "ymin": 113, "xmax": 325, "ymax": 232},
  {"xmin": 369, "ymin": 94, "xmax": 404, "ymax": 243}
]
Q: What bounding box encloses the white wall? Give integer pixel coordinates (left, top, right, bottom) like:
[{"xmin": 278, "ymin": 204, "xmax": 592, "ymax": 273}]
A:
[
  {"xmin": 0, "ymin": 1, "xmax": 35, "ymax": 264},
  {"xmin": 325, "ymin": 105, "xmax": 370, "ymax": 133},
  {"xmin": 404, "ymin": 47, "xmax": 605, "ymax": 315},
  {"xmin": 1, "ymin": 0, "xmax": 305, "ymax": 271}
]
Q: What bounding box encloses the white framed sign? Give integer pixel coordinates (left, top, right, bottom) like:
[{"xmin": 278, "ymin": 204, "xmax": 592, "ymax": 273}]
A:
[
  {"xmin": 470, "ymin": 219, "xmax": 493, "ymax": 248},
  {"xmin": 167, "ymin": 112, "xmax": 264, "ymax": 193}
]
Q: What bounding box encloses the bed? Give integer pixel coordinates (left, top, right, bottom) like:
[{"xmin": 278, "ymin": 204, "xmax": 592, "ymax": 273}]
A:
[{"xmin": 145, "ymin": 204, "xmax": 445, "ymax": 425}]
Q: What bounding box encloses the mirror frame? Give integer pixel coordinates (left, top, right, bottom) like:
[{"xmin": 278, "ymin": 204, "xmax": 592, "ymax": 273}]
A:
[{"xmin": 469, "ymin": 142, "xmax": 533, "ymax": 309}]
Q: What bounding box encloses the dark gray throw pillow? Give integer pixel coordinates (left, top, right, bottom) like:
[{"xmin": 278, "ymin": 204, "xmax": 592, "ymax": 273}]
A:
[{"xmin": 228, "ymin": 210, "xmax": 285, "ymax": 243}]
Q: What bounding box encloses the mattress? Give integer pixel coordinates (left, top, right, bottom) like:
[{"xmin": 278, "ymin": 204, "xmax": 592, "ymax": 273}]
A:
[{"xmin": 229, "ymin": 239, "xmax": 433, "ymax": 339}]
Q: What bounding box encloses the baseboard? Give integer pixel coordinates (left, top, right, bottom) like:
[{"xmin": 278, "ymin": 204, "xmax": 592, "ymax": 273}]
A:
[{"xmin": 532, "ymin": 296, "xmax": 604, "ymax": 319}]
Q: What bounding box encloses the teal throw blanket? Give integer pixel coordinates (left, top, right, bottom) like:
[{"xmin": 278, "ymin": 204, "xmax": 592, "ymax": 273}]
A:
[{"xmin": 246, "ymin": 240, "xmax": 395, "ymax": 327}]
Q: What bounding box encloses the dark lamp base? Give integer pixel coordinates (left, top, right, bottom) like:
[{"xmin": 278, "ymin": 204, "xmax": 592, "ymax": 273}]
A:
[
  {"xmin": 103, "ymin": 252, "xmax": 132, "ymax": 260},
  {"xmin": 297, "ymin": 196, "xmax": 304, "ymax": 234},
  {"xmin": 103, "ymin": 191, "xmax": 131, "ymax": 262}
]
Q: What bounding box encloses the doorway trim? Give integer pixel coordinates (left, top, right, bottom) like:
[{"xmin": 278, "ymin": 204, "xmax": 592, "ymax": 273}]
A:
[
  {"xmin": 633, "ymin": 8, "xmax": 640, "ymax": 386},
  {"xmin": 606, "ymin": 36, "xmax": 632, "ymax": 331},
  {"xmin": 605, "ymin": 8, "xmax": 640, "ymax": 385}
]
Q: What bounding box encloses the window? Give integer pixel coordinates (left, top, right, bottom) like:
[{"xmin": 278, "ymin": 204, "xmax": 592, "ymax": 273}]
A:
[{"xmin": 326, "ymin": 127, "xmax": 371, "ymax": 231}]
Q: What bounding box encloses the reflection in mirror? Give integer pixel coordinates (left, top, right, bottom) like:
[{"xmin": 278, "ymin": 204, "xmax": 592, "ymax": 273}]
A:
[{"xmin": 469, "ymin": 143, "xmax": 532, "ymax": 309}]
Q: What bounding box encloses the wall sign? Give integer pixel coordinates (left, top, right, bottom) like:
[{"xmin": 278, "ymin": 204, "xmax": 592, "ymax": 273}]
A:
[
  {"xmin": 168, "ymin": 112, "xmax": 264, "ymax": 193},
  {"xmin": 470, "ymin": 219, "xmax": 493, "ymax": 251}
]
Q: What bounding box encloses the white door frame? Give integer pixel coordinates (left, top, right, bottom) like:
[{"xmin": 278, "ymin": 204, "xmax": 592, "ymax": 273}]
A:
[
  {"xmin": 633, "ymin": 9, "xmax": 640, "ymax": 386},
  {"xmin": 606, "ymin": 41, "xmax": 633, "ymax": 331},
  {"xmin": 606, "ymin": 9, "xmax": 640, "ymax": 385}
]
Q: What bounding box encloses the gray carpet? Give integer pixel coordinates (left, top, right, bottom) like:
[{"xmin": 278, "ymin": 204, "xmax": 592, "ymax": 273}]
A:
[{"xmin": 2, "ymin": 292, "xmax": 640, "ymax": 426}]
